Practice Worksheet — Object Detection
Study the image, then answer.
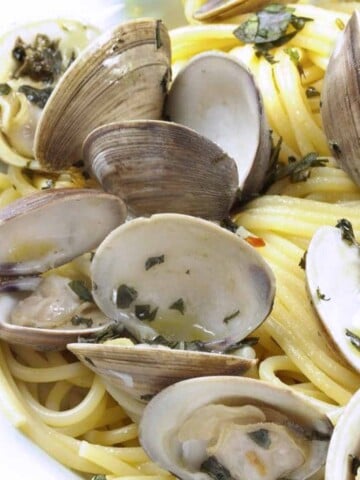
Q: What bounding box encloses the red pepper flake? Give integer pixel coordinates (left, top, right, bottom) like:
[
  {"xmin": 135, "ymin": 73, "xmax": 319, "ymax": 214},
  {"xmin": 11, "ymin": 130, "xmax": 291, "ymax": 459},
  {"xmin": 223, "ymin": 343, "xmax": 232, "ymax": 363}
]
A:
[{"xmin": 245, "ymin": 236, "xmax": 266, "ymax": 247}]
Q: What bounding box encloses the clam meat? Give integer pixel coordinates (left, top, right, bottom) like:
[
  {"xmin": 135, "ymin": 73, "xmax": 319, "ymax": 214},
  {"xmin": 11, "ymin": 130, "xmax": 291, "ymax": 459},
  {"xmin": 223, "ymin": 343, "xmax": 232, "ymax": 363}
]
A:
[
  {"xmin": 305, "ymin": 219, "xmax": 360, "ymax": 373},
  {"xmin": 140, "ymin": 376, "xmax": 333, "ymax": 480}
]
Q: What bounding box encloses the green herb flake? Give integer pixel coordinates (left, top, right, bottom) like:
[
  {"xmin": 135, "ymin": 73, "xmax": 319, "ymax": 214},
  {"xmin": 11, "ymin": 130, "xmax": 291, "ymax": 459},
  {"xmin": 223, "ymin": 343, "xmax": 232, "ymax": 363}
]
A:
[
  {"xmin": 247, "ymin": 428, "xmax": 271, "ymax": 449},
  {"xmin": 346, "ymin": 329, "xmax": 360, "ymax": 351},
  {"xmin": 233, "ymin": 4, "xmax": 313, "ymax": 63},
  {"xmin": 71, "ymin": 315, "xmax": 93, "ymax": 328},
  {"xmin": 299, "ymin": 250, "xmax": 307, "ymax": 270},
  {"xmin": 18, "ymin": 85, "xmax": 53, "ymax": 109},
  {"xmin": 0, "ymin": 83, "xmax": 11, "ymax": 95},
  {"xmin": 145, "ymin": 254, "xmax": 165, "ymax": 271},
  {"xmin": 140, "ymin": 393, "xmax": 155, "ymax": 401},
  {"xmin": 284, "ymin": 47, "xmax": 304, "ymax": 76},
  {"xmin": 79, "ymin": 321, "xmax": 126, "ymax": 344},
  {"xmin": 223, "ymin": 310, "xmax": 240, "ymax": 324},
  {"xmin": 316, "ymin": 287, "xmax": 330, "ymax": 301},
  {"xmin": 223, "ymin": 337, "xmax": 259, "ymax": 354},
  {"xmin": 68, "ymin": 280, "xmax": 93, "ymax": 302},
  {"xmin": 306, "ymin": 86, "xmax": 320, "ymax": 98},
  {"xmin": 200, "ymin": 456, "xmax": 234, "ymax": 480},
  {"xmin": 12, "ymin": 34, "xmax": 63, "ymax": 83},
  {"xmin": 349, "ymin": 454, "xmax": 360, "ymax": 475},
  {"xmin": 329, "ymin": 140, "xmax": 341, "ymax": 155},
  {"xmin": 336, "ymin": 18, "xmax": 345, "ymax": 30},
  {"xmin": 135, "ymin": 304, "xmax": 158, "ymax": 322},
  {"xmin": 220, "ymin": 217, "xmax": 238, "ymax": 233},
  {"xmin": 115, "ymin": 284, "xmax": 138, "ymax": 308},
  {"xmin": 169, "ymin": 298, "xmax": 185, "ymax": 315},
  {"xmin": 91, "ymin": 475, "xmax": 107, "ymax": 480},
  {"xmin": 264, "ymin": 151, "xmax": 328, "ymax": 188},
  {"xmin": 336, "ymin": 218, "xmax": 357, "ymax": 246}
]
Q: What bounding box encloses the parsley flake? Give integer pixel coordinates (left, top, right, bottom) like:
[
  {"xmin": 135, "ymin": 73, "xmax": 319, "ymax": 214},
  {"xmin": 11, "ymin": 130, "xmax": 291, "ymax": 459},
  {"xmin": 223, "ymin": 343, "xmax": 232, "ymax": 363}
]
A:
[
  {"xmin": 169, "ymin": 298, "xmax": 185, "ymax": 315},
  {"xmin": 115, "ymin": 284, "xmax": 138, "ymax": 308},
  {"xmin": 68, "ymin": 280, "xmax": 93, "ymax": 302},
  {"xmin": 145, "ymin": 254, "xmax": 165, "ymax": 270}
]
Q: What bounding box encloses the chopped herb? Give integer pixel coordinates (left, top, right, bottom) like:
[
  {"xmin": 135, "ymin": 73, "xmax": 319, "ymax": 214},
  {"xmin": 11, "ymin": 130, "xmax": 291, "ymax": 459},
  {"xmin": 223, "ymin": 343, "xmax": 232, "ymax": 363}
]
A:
[
  {"xmin": 299, "ymin": 250, "xmax": 307, "ymax": 269},
  {"xmin": 349, "ymin": 454, "xmax": 360, "ymax": 475},
  {"xmin": 186, "ymin": 269, "xmax": 190, "ymax": 275},
  {"xmin": 71, "ymin": 315, "xmax": 93, "ymax": 328},
  {"xmin": 336, "ymin": 218, "xmax": 357, "ymax": 246},
  {"xmin": 316, "ymin": 287, "xmax": 330, "ymax": 301},
  {"xmin": 0, "ymin": 83, "xmax": 11, "ymax": 95},
  {"xmin": 68, "ymin": 280, "xmax": 93, "ymax": 302},
  {"xmin": 91, "ymin": 475, "xmax": 107, "ymax": 480},
  {"xmin": 201, "ymin": 456, "xmax": 234, "ymax": 480},
  {"xmin": 220, "ymin": 217, "xmax": 238, "ymax": 233},
  {"xmin": 115, "ymin": 284, "xmax": 138, "ymax": 308},
  {"xmin": 284, "ymin": 47, "xmax": 304, "ymax": 76},
  {"xmin": 223, "ymin": 337, "xmax": 259, "ymax": 353},
  {"xmin": 84, "ymin": 356, "xmax": 95, "ymax": 366},
  {"xmin": 336, "ymin": 18, "xmax": 345, "ymax": 30},
  {"xmin": 90, "ymin": 251, "xmax": 95, "ymax": 262},
  {"xmin": 223, "ymin": 310, "xmax": 240, "ymax": 324},
  {"xmin": 160, "ymin": 67, "xmax": 171, "ymax": 94},
  {"xmin": 18, "ymin": 85, "xmax": 53, "ymax": 109},
  {"xmin": 12, "ymin": 34, "xmax": 63, "ymax": 83},
  {"xmin": 306, "ymin": 86, "xmax": 320, "ymax": 98},
  {"xmin": 329, "ymin": 140, "xmax": 341, "ymax": 155},
  {"xmin": 346, "ymin": 329, "xmax": 360, "ymax": 351},
  {"xmin": 140, "ymin": 393, "xmax": 155, "ymax": 401},
  {"xmin": 78, "ymin": 321, "xmax": 125, "ymax": 344},
  {"xmin": 145, "ymin": 254, "xmax": 165, "ymax": 270},
  {"xmin": 264, "ymin": 151, "xmax": 328, "ymax": 188},
  {"xmin": 247, "ymin": 428, "xmax": 271, "ymax": 449},
  {"xmin": 155, "ymin": 20, "xmax": 162, "ymax": 48},
  {"xmin": 233, "ymin": 4, "xmax": 313, "ymax": 63},
  {"xmin": 135, "ymin": 304, "xmax": 158, "ymax": 321},
  {"xmin": 169, "ymin": 298, "xmax": 185, "ymax": 315}
]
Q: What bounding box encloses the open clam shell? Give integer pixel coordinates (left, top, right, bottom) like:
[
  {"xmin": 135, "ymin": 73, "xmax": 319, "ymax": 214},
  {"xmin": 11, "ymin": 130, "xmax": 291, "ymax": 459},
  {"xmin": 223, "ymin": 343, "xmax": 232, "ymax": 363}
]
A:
[
  {"xmin": 0, "ymin": 188, "xmax": 126, "ymax": 275},
  {"xmin": 321, "ymin": 11, "xmax": 360, "ymax": 186},
  {"xmin": 90, "ymin": 213, "xmax": 275, "ymax": 345},
  {"xmin": 140, "ymin": 376, "xmax": 333, "ymax": 480},
  {"xmin": 34, "ymin": 18, "xmax": 171, "ymax": 170},
  {"xmin": 68, "ymin": 342, "xmax": 256, "ymax": 403},
  {"xmin": 83, "ymin": 120, "xmax": 239, "ymax": 220},
  {"xmin": 305, "ymin": 222, "xmax": 360, "ymax": 373},
  {"xmin": 0, "ymin": 188, "xmax": 126, "ymax": 350},
  {"xmin": 325, "ymin": 387, "xmax": 360, "ymax": 480},
  {"xmin": 165, "ymin": 52, "xmax": 271, "ymax": 200}
]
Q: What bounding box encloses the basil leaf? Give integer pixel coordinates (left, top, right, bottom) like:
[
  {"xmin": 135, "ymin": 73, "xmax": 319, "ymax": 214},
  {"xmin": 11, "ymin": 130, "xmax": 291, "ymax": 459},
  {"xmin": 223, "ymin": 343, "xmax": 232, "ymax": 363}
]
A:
[
  {"xmin": 169, "ymin": 298, "xmax": 185, "ymax": 315},
  {"xmin": 248, "ymin": 428, "xmax": 271, "ymax": 449},
  {"xmin": 18, "ymin": 85, "xmax": 53, "ymax": 109},
  {"xmin": 145, "ymin": 254, "xmax": 165, "ymax": 270},
  {"xmin": 135, "ymin": 304, "xmax": 158, "ymax": 321},
  {"xmin": 201, "ymin": 456, "xmax": 234, "ymax": 480},
  {"xmin": 115, "ymin": 284, "xmax": 138, "ymax": 308},
  {"xmin": 68, "ymin": 280, "xmax": 93, "ymax": 302}
]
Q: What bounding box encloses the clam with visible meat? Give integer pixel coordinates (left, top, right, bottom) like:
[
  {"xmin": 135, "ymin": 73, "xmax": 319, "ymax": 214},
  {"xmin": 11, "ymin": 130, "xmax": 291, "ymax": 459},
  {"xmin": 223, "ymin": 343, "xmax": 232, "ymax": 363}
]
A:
[
  {"xmin": 69, "ymin": 213, "xmax": 274, "ymax": 407},
  {"xmin": 140, "ymin": 376, "xmax": 333, "ymax": 480},
  {"xmin": 0, "ymin": 188, "xmax": 127, "ymax": 350}
]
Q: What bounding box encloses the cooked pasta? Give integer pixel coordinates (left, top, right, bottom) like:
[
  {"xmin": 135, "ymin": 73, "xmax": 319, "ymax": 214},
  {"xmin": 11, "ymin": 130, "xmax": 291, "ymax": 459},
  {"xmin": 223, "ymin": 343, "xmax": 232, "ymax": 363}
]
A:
[{"xmin": 0, "ymin": 1, "xmax": 360, "ymax": 479}]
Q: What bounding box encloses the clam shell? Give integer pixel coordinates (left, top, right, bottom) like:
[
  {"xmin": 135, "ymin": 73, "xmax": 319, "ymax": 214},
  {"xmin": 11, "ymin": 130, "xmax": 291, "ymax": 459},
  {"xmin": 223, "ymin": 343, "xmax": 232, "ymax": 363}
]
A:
[
  {"xmin": 83, "ymin": 120, "xmax": 239, "ymax": 220},
  {"xmin": 90, "ymin": 213, "xmax": 275, "ymax": 345},
  {"xmin": 0, "ymin": 188, "xmax": 127, "ymax": 276},
  {"xmin": 321, "ymin": 11, "xmax": 360, "ymax": 185},
  {"xmin": 68, "ymin": 342, "xmax": 256, "ymax": 401},
  {"xmin": 34, "ymin": 18, "xmax": 171, "ymax": 170},
  {"xmin": 325, "ymin": 387, "xmax": 360, "ymax": 480},
  {"xmin": 140, "ymin": 376, "xmax": 333, "ymax": 480},
  {"xmin": 165, "ymin": 52, "xmax": 271, "ymax": 200}
]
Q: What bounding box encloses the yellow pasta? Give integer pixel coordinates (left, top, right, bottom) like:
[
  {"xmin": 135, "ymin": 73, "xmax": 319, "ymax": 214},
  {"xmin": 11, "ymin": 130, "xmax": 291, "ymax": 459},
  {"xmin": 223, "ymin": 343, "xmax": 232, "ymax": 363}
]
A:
[{"xmin": 0, "ymin": 2, "xmax": 359, "ymax": 479}]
